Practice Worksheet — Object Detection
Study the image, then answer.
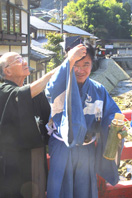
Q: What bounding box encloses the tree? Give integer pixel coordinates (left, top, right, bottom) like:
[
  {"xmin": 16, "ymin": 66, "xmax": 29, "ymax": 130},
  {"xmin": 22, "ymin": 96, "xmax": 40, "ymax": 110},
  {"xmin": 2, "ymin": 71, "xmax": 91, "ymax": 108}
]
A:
[
  {"xmin": 103, "ymin": 1, "xmax": 131, "ymax": 38},
  {"xmin": 63, "ymin": 1, "xmax": 83, "ymax": 28},
  {"xmin": 43, "ymin": 32, "xmax": 63, "ymax": 71},
  {"xmin": 63, "ymin": 0, "xmax": 132, "ymax": 39}
]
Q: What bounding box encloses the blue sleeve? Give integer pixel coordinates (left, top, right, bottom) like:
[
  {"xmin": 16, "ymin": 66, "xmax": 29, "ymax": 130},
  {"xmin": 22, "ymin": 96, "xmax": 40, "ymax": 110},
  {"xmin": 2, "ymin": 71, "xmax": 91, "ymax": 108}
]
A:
[
  {"xmin": 102, "ymin": 87, "xmax": 121, "ymax": 127},
  {"xmin": 45, "ymin": 58, "xmax": 70, "ymax": 103},
  {"xmin": 100, "ymin": 87, "xmax": 121, "ymax": 145},
  {"xmin": 96, "ymin": 86, "xmax": 123, "ymax": 185}
]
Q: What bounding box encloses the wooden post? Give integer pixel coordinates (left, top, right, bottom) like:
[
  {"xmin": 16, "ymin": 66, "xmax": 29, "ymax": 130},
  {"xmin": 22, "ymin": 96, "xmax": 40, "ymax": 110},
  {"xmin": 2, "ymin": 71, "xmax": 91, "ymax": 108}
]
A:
[{"xmin": 31, "ymin": 147, "xmax": 46, "ymax": 198}]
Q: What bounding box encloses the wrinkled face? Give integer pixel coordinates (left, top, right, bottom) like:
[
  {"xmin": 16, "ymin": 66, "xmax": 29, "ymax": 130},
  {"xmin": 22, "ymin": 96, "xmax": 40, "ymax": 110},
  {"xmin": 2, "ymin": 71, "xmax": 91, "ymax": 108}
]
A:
[
  {"xmin": 5, "ymin": 53, "xmax": 30, "ymax": 78},
  {"xmin": 74, "ymin": 54, "xmax": 92, "ymax": 84}
]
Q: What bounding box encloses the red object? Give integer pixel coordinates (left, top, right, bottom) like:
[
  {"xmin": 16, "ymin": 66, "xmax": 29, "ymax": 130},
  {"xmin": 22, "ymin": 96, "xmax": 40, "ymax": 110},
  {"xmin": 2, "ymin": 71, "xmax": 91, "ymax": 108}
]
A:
[
  {"xmin": 121, "ymin": 142, "xmax": 132, "ymax": 160},
  {"xmin": 122, "ymin": 110, "xmax": 132, "ymax": 121},
  {"xmin": 98, "ymin": 142, "xmax": 132, "ymax": 198},
  {"xmin": 98, "ymin": 180, "xmax": 132, "ymax": 198},
  {"xmin": 102, "ymin": 50, "xmax": 105, "ymax": 56},
  {"xmin": 98, "ymin": 110, "xmax": 132, "ymax": 197},
  {"xmin": 47, "ymin": 153, "xmax": 50, "ymax": 170}
]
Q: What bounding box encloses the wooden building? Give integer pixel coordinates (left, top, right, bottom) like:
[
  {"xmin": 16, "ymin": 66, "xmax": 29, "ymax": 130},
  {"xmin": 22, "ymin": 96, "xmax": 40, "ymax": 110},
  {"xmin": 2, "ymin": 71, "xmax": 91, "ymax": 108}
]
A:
[{"xmin": 0, "ymin": 0, "xmax": 54, "ymax": 82}]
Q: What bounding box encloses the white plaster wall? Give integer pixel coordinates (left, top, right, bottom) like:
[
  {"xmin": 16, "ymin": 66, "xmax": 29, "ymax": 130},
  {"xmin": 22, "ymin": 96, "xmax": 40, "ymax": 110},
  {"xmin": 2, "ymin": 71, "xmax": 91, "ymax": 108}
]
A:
[
  {"xmin": 23, "ymin": 0, "xmax": 28, "ymax": 10},
  {"xmin": 9, "ymin": 0, "xmax": 28, "ymax": 8},
  {"xmin": 10, "ymin": 46, "xmax": 21, "ymax": 54},
  {"xmin": 22, "ymin": 46, "xmax": 28, "ymax": 55},
  {"xmin": 9, "ymin": 0, "xmax": 15, "ymax": 4},
  {"xmin": 30, "ymin": 60, "xmax": 37, "ymax": 69},
  {"xmin": 21, "ymin": 11, "xmax": 28, "ymax": 34},
  {"xmin": 0, "ymin": 46, "xmax": 10, "ymax": 55}
]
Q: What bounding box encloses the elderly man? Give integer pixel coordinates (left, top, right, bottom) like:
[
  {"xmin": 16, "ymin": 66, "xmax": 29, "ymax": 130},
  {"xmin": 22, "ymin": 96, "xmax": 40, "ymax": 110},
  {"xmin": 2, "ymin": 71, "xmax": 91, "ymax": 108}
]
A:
[
  {"xmin": 0, "ymin": 52, "xmax": 54, "ymax": 198},
  {"xmin": 0, "ymin": 45, "xmax": 86, "ymax": 198}
]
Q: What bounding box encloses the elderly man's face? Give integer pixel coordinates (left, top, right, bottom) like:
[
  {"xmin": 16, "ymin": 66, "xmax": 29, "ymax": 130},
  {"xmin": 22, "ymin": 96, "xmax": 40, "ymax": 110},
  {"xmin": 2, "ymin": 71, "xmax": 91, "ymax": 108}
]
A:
[
  {"xmin": 74, "ymin": 54, "xmax": 92, "ymax": 85},
  {"xmin": 5, "ymin": 53, "xmax": 30, "ymax": 78}
]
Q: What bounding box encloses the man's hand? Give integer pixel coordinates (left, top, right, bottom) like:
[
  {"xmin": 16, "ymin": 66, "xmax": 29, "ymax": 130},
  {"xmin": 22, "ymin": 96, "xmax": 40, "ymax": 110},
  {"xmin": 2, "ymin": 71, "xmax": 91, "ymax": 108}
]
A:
[
  {"xmin": 118, "ymin": 126, "xmax": 128, "ymax": 140},
  {"xmin": 68, "ymin": 44, "xmax": 87, "ymax": 70},
  {"xmin": 108, "ymin": 124, "xmax": 128, "ymax": 140}
]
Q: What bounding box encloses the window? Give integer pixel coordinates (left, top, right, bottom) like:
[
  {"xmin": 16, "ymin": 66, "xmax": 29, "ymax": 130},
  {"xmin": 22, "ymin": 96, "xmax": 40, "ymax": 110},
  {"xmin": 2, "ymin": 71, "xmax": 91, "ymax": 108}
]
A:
[
  {"xmin": 126, "ymin": 43, "xmax": 131, "ymax": 47},
  {"xmin": 15, "ymin": 9, "xmax": 20, "ymax": 33},
  {"xmin": 10, "ymin": 6, "xmax": 21, "ymax": 33},
  {"xmin": 120, "ymin": 43, "xmax": 125, "ymax": 47},
  {"xmin": 10, "ymin": 7, "xmax": 14, "ymax": 32},
  {"xmin": 1, "ymin": 3, "xmax": 7, "ymax": 31},
  {"xmin": 0, "ymin": 1, "xmax": 21, "ymax": 33}
]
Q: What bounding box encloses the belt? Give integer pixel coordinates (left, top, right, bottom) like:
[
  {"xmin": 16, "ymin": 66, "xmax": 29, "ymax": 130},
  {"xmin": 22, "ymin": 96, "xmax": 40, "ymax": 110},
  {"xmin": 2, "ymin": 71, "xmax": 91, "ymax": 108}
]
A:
[
  {"xmin": 53, "ymin": 133, "xmax": 96, "ymax": 145},
  {"xmin": 53, "ymin": 133, "xmax": 64, "ymax": 141}
]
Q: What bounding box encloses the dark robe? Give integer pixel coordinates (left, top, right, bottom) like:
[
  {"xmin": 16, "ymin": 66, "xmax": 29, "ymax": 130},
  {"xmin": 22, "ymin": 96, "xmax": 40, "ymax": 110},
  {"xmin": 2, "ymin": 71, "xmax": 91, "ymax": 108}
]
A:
[{"xmin": 0, "ymin": 80, "xmax": 50, "ymax": 198}]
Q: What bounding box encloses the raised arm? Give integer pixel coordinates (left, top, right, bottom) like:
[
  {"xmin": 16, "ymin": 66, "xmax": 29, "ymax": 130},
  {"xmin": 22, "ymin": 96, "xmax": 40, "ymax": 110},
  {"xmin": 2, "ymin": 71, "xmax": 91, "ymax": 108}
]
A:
[
  {"xmin": 30, "ymin": 66, "xmax": 59, "ymax": 98},
  {"xmin": 68, "ymin": 44, "xmax": 86, "ymax": 71},
  {"xmin": 30, "ymin": 44, "xmax": 86, "ymax": 98}
]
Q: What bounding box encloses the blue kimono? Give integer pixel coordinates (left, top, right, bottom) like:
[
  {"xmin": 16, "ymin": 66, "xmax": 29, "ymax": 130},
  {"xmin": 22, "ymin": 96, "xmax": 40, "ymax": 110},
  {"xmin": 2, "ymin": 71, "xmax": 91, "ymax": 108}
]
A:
[{"xmin": 46, "ymin": 59, "xmax": 122, "ymax": 198}]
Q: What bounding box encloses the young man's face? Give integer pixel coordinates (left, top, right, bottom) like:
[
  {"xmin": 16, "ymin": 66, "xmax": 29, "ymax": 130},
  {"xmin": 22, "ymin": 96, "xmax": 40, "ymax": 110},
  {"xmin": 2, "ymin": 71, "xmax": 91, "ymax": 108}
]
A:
[{"xmin": 74, "ymin": 54, "xmax": 92, "ymax": 85}]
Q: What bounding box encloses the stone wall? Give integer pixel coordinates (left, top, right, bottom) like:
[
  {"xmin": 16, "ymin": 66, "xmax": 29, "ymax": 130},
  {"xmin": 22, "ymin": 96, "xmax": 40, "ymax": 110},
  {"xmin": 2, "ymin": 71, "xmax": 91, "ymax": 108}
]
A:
[{"xmin": 91, "ymin": 58, "xmax": 130, "ymax": 93}]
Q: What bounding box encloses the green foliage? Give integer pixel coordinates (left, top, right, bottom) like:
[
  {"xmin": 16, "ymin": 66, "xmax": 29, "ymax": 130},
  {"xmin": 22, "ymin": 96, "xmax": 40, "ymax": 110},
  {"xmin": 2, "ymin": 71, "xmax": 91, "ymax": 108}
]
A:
[
  {"xmin": 43, "ymin": 32, "xmax": 64, "ymax": 71},
  {"xmin": 63, "ymin": 0, "xmax": 132, "ymax": 39},
  {"xmin": 46, "ymin": 60, "xmax": 55, "ymax": 73},
  {"xmin": 48, "ymin": 18, "xmax": 58, "ymax": 23},
  {"xmin": 63, "ymin": 1, "xmax": 83, "ymax": 27}
]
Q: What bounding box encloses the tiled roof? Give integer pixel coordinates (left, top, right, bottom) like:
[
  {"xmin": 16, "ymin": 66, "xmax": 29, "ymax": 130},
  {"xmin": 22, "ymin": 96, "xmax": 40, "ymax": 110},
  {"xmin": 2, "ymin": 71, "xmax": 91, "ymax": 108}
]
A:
[
  {"xmin": 30, "ymin": 16, "xmax": 60, "ymax": 31},
  {"xmin": 50, "ymin": 23, "xmax": 94, "ymax": 37},
  {"xmin": 31, "ymin": 44, "xmax": 56, "ymax": 56},
  {"xmin": 30, "ymin": 16, "xmax": 96, "ymax": 37},
  {"xmin": 31, "ymin": 39, "xmax": 47, "ymax": 48},
  {"xmin": 30, "ymin": 44, "xmax": 56, "ymax": 62},
  {"xmin": 30, "ymin": 49, "xmax": 50, "ymax": 61}
]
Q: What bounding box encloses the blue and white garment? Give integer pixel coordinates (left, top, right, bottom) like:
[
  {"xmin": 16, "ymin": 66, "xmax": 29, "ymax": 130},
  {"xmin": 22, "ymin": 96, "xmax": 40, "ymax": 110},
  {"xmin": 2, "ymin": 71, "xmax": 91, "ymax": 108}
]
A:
[
  {"xmin": 46, "ymin": 58, "xmax": 123, "ymax": 198},
  {"xmin": 46, "ymin": 58, "xmax": 88, "ymax": 147}
]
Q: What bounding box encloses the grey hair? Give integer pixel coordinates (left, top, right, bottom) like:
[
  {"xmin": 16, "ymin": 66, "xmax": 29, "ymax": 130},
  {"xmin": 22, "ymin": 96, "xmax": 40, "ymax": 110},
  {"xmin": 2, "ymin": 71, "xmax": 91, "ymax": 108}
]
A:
[
  {"xmin": 0, "ymin": 56, "xmax": 7, "ymax": 80},
  {"xmin": 0, "ymin": 52, "xmax": 18, "ymax": 81}
]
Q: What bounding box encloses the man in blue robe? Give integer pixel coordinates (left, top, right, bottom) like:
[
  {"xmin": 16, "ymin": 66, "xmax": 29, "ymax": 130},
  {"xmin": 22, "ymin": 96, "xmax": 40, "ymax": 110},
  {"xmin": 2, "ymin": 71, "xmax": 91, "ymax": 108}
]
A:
[{"xmin": 46, "ymin": 43, "xmax": 125, "ymax": 198}]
